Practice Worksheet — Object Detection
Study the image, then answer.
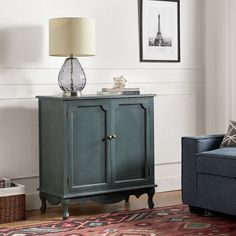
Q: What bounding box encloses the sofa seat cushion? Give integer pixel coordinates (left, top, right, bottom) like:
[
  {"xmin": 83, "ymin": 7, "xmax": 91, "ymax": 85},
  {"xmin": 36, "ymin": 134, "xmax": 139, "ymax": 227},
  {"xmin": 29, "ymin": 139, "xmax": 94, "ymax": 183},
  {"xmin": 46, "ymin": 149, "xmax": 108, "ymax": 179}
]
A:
[{"xmin": 196, "ymin": 148, "xmax": 236, "ymax": 177}]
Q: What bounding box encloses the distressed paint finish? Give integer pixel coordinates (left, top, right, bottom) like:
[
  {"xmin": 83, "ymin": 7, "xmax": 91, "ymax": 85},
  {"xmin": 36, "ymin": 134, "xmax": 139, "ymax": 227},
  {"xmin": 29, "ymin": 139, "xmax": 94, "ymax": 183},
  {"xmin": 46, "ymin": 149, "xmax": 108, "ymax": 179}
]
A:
[{"xmin": 37, "ymin": 95, "xmax": 156, "ymax": 219}]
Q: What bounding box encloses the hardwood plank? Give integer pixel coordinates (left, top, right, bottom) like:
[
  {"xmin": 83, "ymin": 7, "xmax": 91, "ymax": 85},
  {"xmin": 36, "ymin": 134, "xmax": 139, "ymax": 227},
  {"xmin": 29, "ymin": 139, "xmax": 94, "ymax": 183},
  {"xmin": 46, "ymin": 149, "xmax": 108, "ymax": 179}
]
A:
[{"xmin": 2, "ymin": 191, "xmax": 182, "ymax": 228}]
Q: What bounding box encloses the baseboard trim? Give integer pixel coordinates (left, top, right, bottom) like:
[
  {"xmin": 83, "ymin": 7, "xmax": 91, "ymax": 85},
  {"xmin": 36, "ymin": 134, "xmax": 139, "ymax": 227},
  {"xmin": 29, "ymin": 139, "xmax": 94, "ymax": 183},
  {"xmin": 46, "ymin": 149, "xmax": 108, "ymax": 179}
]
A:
[
  {"xmin": 26, "ymin": 193, "xmax": 41, "ymax": 210},
  {"xmin": 155, "ymin": 176, "xmax": 181, "ymax": 193}
]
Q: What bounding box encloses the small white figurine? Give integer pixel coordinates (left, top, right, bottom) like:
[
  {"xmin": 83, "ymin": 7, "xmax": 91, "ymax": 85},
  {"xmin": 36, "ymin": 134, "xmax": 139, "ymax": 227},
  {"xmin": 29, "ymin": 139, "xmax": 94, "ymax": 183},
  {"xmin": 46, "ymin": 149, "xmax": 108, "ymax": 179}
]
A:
[{"xmin": 113, "ymin": 75, "xmax": 127, "ymax": 89}]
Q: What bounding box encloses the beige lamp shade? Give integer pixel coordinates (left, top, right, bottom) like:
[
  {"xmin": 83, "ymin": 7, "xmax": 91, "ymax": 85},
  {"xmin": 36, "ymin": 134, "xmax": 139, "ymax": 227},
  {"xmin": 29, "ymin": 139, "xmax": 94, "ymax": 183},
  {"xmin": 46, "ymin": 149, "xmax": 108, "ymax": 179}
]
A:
[{"xmin": 49, "ymin": 17, "xmax": 95, "ymax": 57}]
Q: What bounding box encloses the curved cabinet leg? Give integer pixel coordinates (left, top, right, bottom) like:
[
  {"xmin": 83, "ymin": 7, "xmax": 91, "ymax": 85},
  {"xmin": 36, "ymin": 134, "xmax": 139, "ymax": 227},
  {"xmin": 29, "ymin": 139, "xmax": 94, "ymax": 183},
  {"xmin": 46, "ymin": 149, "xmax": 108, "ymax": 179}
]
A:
[
  {"xmin": 125, "ymin": 196, "xmax": 130, "ymax": 203},
  {"xmin": 62, "ymin": 199, "xmax": 70, "ymax": 220},
  {"xmin": 63, "ymin": 206, "xmax": 69, "ymax": 220},
  {"xmin": 39, "ymin": 192, "xmax": 47, "ymax": 213},
  {"xmin": 124, "ymin": 196, "xmax": 130, "ymax": 208},
  {"xmin": 147, "ymin": 188, "xmax": 155, "ymax": 209}
]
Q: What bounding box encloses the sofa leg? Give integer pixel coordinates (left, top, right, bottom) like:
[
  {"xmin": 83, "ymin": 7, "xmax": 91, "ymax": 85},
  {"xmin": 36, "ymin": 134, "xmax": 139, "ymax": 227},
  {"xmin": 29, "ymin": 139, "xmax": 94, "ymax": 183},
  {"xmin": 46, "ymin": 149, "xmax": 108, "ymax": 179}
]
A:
[
  {"xmin": 188, "ymin": 205, "xmax": 204, "ymax": 214},
  {"xmin": 205, "ymin": 210, "xmax": 215, "ymax": 217}
]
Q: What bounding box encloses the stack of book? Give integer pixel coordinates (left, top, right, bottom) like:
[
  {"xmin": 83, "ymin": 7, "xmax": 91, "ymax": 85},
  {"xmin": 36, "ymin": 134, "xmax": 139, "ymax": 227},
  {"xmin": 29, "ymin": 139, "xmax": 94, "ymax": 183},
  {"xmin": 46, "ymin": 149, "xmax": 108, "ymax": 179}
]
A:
[
  {"xmin": 0, "ymin": 178, "xmax": 11, "ymax": 188},
  {"xmin": 97, "ymin": 88, "xmax": 140, "ymax": 96}
]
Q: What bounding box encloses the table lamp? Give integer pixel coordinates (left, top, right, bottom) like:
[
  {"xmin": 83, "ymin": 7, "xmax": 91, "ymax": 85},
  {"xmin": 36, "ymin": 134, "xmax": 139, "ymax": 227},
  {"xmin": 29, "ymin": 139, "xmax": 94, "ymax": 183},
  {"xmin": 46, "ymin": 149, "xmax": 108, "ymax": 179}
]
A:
[{"xmin": 49, "ymin": 17, "xmax": 95, "ymax": 96}]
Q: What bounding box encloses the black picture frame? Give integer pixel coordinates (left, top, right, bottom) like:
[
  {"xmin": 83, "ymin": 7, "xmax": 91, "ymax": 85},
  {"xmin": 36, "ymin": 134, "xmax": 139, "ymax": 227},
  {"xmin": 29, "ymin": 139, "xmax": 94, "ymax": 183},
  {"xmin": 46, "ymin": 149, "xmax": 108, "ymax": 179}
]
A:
[{"xmin": 139, "ymin": 0, "xmax": 180, "ymax": 62}]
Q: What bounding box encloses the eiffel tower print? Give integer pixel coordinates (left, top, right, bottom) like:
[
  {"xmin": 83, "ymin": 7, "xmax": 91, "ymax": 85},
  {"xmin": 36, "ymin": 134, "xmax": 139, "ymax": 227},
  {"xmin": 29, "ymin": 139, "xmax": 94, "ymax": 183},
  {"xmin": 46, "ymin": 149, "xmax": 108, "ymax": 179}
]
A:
[{"xmin": 155, "ymin": 14, "xmax": 163, "ymax": 46}]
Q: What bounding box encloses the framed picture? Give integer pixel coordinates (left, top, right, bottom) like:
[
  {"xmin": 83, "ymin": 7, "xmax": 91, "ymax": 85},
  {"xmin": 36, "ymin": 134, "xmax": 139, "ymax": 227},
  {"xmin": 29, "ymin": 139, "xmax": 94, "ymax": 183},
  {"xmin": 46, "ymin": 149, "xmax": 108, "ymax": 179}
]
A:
[{"xmin": 139, "ymin": 0, "xmax": 180, "ymax": 62}]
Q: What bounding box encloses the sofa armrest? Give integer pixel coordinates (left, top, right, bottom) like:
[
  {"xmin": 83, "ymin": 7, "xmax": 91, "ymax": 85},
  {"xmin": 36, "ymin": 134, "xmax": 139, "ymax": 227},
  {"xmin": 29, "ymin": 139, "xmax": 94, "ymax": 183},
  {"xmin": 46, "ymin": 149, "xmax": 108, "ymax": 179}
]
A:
[
  {"xmin": 182, "ymin": 135, "xmax": 224, "ymax": 153},
  {"xmin": 181, "ymin": 135, "xmax": 224, "ymax": 206}
]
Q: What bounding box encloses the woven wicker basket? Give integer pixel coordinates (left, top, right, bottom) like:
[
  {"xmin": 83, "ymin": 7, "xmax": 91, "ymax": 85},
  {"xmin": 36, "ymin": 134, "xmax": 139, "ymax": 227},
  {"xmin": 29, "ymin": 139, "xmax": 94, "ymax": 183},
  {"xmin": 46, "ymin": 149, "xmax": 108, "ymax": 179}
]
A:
[{"xmin": 0, "ymin": 183, "xmax": 25, "ymax": 224}]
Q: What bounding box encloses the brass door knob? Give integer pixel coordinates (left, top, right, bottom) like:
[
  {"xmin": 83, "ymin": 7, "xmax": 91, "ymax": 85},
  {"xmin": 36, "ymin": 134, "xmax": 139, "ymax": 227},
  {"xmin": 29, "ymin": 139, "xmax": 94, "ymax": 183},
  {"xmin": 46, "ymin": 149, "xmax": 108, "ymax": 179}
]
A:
[{"xmin": 112, "ymin": 134, "xmax": 116, "ymax": 139}]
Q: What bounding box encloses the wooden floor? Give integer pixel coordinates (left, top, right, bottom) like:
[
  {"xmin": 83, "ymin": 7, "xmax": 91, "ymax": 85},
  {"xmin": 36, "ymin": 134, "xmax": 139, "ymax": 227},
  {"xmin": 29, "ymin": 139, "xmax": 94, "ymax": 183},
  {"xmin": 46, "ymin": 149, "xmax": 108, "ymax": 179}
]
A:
[{"xmin": 2, "ymin": 191, "xmax": 182, "ymax": 228}]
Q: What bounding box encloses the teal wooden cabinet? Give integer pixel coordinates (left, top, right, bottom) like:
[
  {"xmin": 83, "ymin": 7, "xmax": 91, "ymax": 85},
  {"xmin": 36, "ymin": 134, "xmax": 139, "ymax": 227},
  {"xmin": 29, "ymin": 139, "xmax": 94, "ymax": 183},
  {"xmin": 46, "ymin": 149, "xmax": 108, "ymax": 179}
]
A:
[{"xmin": 37, "ymin": 95, "xmax": 156, "ymax": 219}]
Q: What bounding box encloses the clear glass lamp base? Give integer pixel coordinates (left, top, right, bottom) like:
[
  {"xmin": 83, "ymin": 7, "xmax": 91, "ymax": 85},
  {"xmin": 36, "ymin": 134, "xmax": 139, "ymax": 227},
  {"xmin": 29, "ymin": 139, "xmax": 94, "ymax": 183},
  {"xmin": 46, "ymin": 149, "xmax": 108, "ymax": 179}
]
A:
[{"xmin": 58, "ymin": 57, "xmax": 86, "ymax": 97}]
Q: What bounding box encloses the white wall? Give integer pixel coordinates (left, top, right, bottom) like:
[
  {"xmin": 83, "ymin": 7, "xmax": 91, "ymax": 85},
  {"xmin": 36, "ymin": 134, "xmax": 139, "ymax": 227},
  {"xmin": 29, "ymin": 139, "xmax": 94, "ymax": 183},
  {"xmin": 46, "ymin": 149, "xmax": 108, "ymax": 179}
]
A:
[
  {"xmin": 205, "ymin": 0, "xmax": 236, "ymax": 133},
  {"xmin": 0, "ymin": 0, "xmax": 204, "ymax": 210}
]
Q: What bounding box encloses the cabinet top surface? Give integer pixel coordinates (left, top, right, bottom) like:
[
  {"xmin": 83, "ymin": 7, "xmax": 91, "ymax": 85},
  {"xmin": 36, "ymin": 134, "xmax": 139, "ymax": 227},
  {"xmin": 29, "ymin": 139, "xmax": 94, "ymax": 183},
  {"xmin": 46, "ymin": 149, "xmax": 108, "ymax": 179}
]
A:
[{"xmin": 36, "ymin": 94, "xmax": 156, "ymax": 101}]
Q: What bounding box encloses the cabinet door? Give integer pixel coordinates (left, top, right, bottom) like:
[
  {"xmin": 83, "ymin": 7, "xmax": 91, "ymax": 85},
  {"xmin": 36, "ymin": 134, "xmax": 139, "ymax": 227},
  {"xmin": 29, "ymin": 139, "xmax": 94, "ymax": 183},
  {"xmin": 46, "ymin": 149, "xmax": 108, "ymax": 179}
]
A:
[
  {"xmin": 111, "ymin": 98, "xmax": 154, "ymax": 188},
  {"xmin": 67, "ymin": 100, "xmax": 111, "ymax": 193}
]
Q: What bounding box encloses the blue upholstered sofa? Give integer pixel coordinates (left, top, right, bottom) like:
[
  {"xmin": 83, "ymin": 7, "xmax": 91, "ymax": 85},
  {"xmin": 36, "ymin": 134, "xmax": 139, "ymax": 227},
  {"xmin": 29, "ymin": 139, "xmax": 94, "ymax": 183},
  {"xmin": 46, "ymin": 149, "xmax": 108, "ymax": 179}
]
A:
[{"xmin": 182, "ymin": 134, "xmax": 236, "ymax": 215}]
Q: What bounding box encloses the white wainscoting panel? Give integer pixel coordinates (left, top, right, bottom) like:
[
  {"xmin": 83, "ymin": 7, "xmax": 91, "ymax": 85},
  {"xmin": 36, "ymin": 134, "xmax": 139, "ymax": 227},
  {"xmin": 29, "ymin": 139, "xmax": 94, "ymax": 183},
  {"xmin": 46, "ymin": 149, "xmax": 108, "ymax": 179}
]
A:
[
  {"xmin": 155, "ymin": 163, "xmax": 181, "ymax": 193},
  {"xmin": 0, "ymin": 100, "xmax": 39, "ymax": 178},
  {"xmin": 155, "ymin": 95, "xmax": 197, "ymax": 164}
]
